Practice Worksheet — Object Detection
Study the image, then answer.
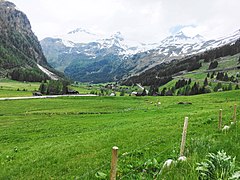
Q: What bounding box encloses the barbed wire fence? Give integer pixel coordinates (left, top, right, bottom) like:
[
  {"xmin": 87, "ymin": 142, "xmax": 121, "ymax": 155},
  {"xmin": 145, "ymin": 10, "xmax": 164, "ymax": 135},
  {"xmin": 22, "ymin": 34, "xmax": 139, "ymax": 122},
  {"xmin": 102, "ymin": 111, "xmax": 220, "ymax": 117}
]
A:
[
  {"xmin": 79, "ymin": 104, "xmax": 238, "ymax": 179},
  {"xmin": 119, "ymin": 144, "xmax": 174, "ymax": 179},
  {"xmin": 79, "ymin": 135, "xmax": 172, "ymax": 179},
  {"xmin": 78, "ymin": 120, "xmax": 185, "ymax": 179}
]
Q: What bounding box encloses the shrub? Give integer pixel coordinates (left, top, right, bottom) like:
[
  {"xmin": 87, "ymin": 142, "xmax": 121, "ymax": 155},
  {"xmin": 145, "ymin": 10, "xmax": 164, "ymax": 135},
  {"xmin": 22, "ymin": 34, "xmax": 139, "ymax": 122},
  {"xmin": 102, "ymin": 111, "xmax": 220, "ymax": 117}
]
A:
[{"xmin": 196, "ymin": 150, "xmax": 238, "ymax": 180}]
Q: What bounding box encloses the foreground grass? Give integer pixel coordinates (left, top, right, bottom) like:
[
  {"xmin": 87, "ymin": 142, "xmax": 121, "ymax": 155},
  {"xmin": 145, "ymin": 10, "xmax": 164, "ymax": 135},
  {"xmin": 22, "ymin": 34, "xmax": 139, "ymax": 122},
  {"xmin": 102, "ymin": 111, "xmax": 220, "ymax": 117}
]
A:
[{"xmin": 0, "ymin": 90, "xmax": 239, "ymax": 179}]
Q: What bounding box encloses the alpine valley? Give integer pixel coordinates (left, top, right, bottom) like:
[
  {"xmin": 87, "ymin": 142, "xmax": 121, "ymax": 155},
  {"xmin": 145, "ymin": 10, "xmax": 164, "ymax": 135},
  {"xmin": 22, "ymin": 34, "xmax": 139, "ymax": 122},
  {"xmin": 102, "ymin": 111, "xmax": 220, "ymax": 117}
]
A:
[
  {"xmin": 41, "ymin": 28, "xmax": 240, "ymax": 83},
  {"xmin": 1, "ymin": 1, "xmax": 240, "ymax": 179}
]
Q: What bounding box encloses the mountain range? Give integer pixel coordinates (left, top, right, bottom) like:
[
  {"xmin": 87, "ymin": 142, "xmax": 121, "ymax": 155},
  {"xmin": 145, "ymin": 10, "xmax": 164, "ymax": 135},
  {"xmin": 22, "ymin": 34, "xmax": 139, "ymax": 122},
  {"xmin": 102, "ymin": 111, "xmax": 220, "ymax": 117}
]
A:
[
  {"xmin": 41, "ymin": 28, "xmax": 240, "ymax": 83},
  {"xmin": 1, "ymin": 0, "xmax": 239, "ymax": 84}
]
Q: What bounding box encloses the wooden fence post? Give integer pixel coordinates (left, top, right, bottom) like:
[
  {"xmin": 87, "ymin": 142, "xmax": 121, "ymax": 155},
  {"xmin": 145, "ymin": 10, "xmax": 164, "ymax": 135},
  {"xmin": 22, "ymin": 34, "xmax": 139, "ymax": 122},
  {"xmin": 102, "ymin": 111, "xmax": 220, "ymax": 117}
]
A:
[
  {"xmin": 219, "ymin": 109, "xmax": 222, "ymax": 130},
  {"xmin": 180, "ymin": 117, "xmax": 188, "ymax": 157},
  {"xmin": 233, "ymin": 104, "xmax": 237, "ymax": 123},
  {"xmin": 110, "ymin": 146, "xmax": 118, "ymax": 180}
]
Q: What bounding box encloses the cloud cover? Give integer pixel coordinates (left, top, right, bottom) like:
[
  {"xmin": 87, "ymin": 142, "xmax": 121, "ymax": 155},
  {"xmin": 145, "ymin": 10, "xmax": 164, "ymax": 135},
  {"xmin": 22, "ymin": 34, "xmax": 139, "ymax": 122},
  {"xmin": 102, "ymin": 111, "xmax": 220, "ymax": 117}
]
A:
[{"xmin": 11, "ymin": 0, "xmax": 240, "ymax": 43}]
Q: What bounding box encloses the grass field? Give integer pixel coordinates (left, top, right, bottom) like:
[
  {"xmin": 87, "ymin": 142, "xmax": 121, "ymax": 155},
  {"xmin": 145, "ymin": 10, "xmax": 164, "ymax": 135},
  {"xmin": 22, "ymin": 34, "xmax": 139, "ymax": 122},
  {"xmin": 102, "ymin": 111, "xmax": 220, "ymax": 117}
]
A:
[
  {"xmin": 0, "ymin": 79, "xmax": 40, "ymax": 97},
  {"xmin": 0, "ymin": 90, "xmax": 239, "ymax": 179},
  {"xmin": 181, "ymin": 53, "xmax": 240, "ymax": 81},
  {"xmin": 0, "ymin": 79, "xmax": 101, "ymax": 98}
]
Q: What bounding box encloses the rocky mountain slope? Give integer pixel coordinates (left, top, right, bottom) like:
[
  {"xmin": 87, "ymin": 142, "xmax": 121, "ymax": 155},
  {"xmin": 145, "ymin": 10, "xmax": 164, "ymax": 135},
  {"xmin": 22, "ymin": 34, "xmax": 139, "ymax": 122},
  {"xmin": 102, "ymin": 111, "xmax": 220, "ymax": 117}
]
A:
[
  {"xmin": 0, "ymin": 0, "xmax": 60, "ymax": 81},
  {"xmin": 41, "ymin": 30, "xmax": 156, "ymax": 83},
  {"xmin": 41, "ymin": 27, "xmax": 240, "ymax": 83},
  {"xmin": 127, "ymin": 30, "xmax": 240, "ymax": 76},
  {"xmin": 123, "ymin": 38, "xmax": 240, "ymax": 87}
]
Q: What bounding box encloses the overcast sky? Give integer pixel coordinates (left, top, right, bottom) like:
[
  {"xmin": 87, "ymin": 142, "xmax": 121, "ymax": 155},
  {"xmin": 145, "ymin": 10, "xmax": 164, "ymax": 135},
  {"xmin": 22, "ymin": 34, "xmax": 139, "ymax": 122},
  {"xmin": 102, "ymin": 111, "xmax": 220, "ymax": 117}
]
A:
[{"xmin": 10, "ymin": 0, "xmax": 240, "ymax": 43}]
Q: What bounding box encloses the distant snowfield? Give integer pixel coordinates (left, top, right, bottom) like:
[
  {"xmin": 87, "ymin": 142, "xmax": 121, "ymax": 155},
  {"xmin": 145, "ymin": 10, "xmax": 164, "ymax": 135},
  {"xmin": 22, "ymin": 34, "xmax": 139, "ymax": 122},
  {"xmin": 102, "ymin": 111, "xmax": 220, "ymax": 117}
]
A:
[{"xmin": 37, "ymin": 64, "xmax": 59, "ymax": 80}]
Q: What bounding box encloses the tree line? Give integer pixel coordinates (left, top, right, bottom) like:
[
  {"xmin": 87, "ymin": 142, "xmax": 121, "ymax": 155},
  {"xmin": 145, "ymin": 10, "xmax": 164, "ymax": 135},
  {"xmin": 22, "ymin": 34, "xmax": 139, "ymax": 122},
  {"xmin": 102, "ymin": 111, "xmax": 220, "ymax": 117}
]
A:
[
  {"xmin": 39, "ymin": 80, "xmax": 70, "ymax": 95},
  {"xmin": 10, "ymin": 68, "xmax": 49, "ymax": 82}
]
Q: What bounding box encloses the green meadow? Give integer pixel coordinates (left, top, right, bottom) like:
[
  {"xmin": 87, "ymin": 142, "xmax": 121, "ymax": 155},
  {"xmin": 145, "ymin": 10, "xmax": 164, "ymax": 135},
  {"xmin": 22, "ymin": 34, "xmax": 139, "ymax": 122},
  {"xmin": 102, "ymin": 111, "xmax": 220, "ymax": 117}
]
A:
[
  {"xmin": 0, "ymin": 90, "xmax": 239, "ymax": 179},
  {"xmin": 159, "ymin": 54, "xmax": 240, "ymax": 94},
  {"xmin": 0, "ymin": 79, "xmax": 40, "ymax": 97}
]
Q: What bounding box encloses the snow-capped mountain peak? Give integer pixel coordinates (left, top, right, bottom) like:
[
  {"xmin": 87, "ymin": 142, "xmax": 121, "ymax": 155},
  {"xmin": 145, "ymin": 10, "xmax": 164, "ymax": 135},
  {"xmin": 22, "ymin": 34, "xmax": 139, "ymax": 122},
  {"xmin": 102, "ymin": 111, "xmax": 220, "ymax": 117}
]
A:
[
  {"xmin": 55, "ymin": 27, "xmax": 105, "ymax": 44},
  {"xmin": 175, "ymin": 31, "xmax": 188, "ymax": 38},
  {"xmin": 58, "ymin": 29, "xmax": 159, "ymax": 55},
  {"xmin": 194, "ymin": 34, "xmax": 205, "ymax": 41},
  {"xmin": 111, "ymin": 31, "xmax": 124, "ymax": 41},
  {"xmin": 67, "ymin": 28, "xmax": 96, "ymax": 36},
  {"xmin": 199, "ymin": 29, "xmax": 240, "ymax": 51},
  {"xmin": 160, "ymin": 31, "xmax": 205, "ymax": 47}
]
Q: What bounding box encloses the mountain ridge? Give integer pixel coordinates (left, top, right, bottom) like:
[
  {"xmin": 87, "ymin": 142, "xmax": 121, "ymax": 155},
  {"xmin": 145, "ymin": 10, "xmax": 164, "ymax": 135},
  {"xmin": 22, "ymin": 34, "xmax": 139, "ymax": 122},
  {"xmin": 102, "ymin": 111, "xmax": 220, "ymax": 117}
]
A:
[
  {"xmin": 0, "ymin": 1, "xmax": 62, "ymax": 81},
  {"xmin": 41, "ymin": 27, "xmax": 240, "ymax": 83},
  {"xmin": 122, "ymin": 38, "xmax": 240, "ymax": 87}
]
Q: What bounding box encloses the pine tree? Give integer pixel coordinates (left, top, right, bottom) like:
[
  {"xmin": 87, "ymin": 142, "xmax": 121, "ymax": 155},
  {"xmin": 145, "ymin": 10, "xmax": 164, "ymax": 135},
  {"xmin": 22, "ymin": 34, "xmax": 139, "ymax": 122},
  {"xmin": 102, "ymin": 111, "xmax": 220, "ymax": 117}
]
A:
[
  {"xmin": 210, "ymin": 72, "xmax": 215, "ymax": 79},
  {"xmin": 214, "ymin": 82, "xmax": 222, "ymax": 92},
  {"xmin": 188, "ymin": 78, "xmax": 192, "ymax": 85},
  {"xmin": 149, "ymin": 85, "xmax": 159, "ymax": 96},
  {"xmin": 62, "ymin": 80, "xmax": 70, "ymax": 94},
  {"xmin": 184, "ymin": 85, "xmax": 191, "ymax": 95},
  {"xmin": 161, "ymin": 87, "xmax": 167, "ymax": 96},
  {"xmin": 142, "ymin": 88, "xmax": 147, "ymax": 96},
  {"xmin": 39, "ymin": 82, "xmax": 46, "ymax": 94},
  {"xmin": 177, "ymin": 89, "xmax": 182, "ymax": 96},
  {"xmin": 216, "ymin": 72, "xmax": 224, "ymax": 81},
  {"xmin": 228, "ymin": 83, "xmax": 232, "ymax": 90},
  {"xmin": 223, "ymin": 86, "xmax": 228, "ymax": 91},
  {"xmin": 208, "ymin": 61, "xmax": 218, "ymax": 70},
  {"xmin": 165, "ymin": 89, "xmax": 173, "ymax": 96},
  {"xmin": 190, "ymin": 82, "xmax": 199, "ymax": 95},
  {"xmin": 204, "ymin": 77, "xmax": 208, "ymax": 86},
  {"xmin": 171, "ymin": 86, "xmax": 175, "ymax": 94},
  {"xmin": 199, "ymin": 85, "xmax": 206, "ymax": 94},
  {"xmin": 230, "ymin": 75, "xmax": 235, "ymax": 82},
  {"xmin": 223, "ymin": 72, "xmax": 229, "ymax": 81},
  {"xmin": 235, "ymin": 84, "xmax": 240, "ymax": 90},
  {"xmin": 120, "ymin": 89, "xmax": 125, "ymax": 96},
  {"xmin": 46, "ymin": 80, "xmax": 63, "ymax": 95},
  {"xmin": 62, "ymin": 84, "xmax": 68, "ymax": 94}
]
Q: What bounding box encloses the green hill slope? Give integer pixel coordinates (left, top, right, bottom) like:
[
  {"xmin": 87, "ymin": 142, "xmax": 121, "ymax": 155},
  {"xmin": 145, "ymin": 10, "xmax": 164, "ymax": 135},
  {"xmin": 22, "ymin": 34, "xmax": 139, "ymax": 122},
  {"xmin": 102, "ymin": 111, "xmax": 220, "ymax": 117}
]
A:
[{"xmin": 157, "ymin": 53, "xmax": 240, "ymax": 95}]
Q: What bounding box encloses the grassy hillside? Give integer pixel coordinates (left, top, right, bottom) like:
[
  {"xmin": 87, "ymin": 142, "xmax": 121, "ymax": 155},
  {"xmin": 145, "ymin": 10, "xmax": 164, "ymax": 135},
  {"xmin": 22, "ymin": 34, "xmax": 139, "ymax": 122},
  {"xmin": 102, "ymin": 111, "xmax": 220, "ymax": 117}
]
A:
[
  {"xmin": 0, "ymin": 91, "xmax": 239, "ymax": 179},
  {"xmin": 158, "ymin": 53, "xmax": 240, "ymax": 94}
]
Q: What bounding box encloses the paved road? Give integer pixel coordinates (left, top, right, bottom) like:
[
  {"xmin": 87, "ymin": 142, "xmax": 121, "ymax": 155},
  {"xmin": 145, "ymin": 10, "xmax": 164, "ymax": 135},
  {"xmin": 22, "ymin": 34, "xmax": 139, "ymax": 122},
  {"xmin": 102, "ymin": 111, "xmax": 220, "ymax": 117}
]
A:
[{"xmin": 0, "ymin": 94, "xmax": 97, "ymax": 101}]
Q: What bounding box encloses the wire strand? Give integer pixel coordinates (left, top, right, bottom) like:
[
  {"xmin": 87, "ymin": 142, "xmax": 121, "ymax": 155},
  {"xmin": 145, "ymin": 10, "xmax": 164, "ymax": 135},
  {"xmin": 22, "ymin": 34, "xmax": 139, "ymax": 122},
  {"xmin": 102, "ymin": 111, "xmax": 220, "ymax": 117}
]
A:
[
  {"xmin": 119, "ymin": 144, "xmax": 174, "ymax": 179},
  {"xmin": 79, "ymin": 135, "xmax": 175, "ymax": 179}
]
